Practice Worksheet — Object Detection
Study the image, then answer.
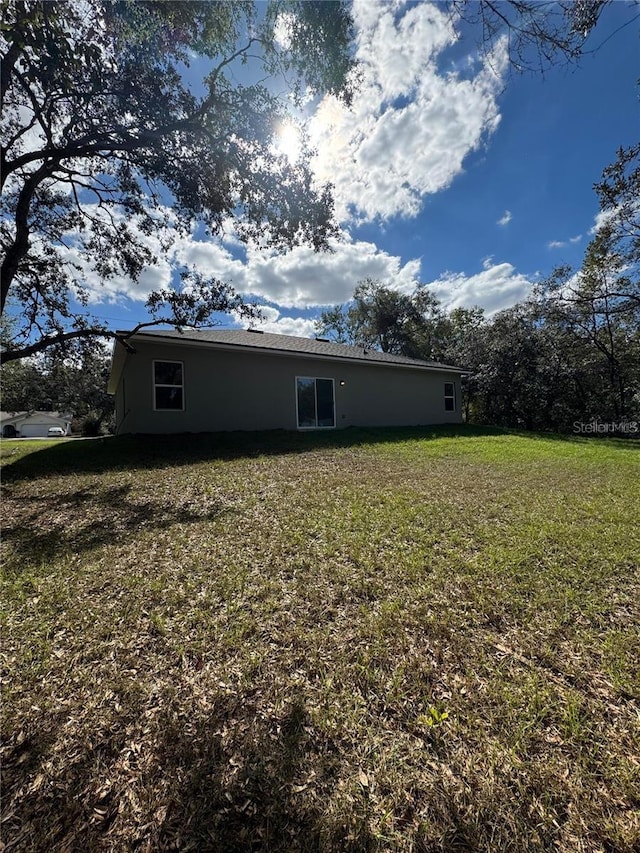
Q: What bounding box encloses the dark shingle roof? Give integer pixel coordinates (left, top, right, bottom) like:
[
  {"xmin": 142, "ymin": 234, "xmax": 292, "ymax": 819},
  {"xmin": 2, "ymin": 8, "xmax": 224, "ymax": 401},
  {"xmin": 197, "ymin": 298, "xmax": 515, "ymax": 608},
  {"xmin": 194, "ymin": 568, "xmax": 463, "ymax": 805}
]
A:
[{"xmin": 134, "ymin": 328, "xmax": 465, "ymax": 372}]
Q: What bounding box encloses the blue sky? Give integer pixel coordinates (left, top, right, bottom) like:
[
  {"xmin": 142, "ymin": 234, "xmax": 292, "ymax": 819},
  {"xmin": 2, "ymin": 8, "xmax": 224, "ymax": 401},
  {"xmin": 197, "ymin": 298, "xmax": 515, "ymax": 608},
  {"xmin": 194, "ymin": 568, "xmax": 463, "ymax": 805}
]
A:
[{"xmin": 86, "ymin": 0, "xmax": 639, "ymax": 337}]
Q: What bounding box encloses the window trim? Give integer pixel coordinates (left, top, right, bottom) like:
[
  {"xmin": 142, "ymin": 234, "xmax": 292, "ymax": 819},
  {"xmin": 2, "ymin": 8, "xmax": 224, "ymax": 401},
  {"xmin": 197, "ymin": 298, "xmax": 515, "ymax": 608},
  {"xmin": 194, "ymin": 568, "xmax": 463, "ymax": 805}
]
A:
[
  {"xmin": 444, "ymin": 381, "xmax": 456, "ymax": 412},
  {"xmin": 152, "ymin": 359, "xmax": 185, "ymax": 412},
  {"xmin": 295, "ymin": 376, "xmax": 336, "ymax": 430}
]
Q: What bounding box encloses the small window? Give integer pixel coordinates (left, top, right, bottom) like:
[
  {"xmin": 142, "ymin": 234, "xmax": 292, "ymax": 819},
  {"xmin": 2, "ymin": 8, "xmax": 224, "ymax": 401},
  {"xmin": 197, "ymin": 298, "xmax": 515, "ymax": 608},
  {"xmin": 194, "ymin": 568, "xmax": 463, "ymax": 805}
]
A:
[
  {"xmin": 444, "ymin": 381, "xmax": 455, "ymax": 412},
  {"xmin": 153, "ymin": 360, "xmax": 184, "ymax": 410}
]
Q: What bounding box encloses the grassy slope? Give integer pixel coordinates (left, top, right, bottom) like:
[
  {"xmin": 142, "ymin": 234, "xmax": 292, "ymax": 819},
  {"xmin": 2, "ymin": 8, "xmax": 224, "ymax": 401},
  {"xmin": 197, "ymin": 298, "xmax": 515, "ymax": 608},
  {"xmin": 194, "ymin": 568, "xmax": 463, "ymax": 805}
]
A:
[{"xmin": 1, "ymin": 427, "xmax": 639, "ymax": 852}]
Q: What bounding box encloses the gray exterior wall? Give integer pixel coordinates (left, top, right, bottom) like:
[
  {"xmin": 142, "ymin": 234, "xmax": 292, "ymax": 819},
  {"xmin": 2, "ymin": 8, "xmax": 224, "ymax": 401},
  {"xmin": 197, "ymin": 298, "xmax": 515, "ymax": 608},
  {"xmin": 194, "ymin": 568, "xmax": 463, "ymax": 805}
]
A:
[{"xmin": 114, "ymin": 339, "xmax": 463, "ymax": 434}]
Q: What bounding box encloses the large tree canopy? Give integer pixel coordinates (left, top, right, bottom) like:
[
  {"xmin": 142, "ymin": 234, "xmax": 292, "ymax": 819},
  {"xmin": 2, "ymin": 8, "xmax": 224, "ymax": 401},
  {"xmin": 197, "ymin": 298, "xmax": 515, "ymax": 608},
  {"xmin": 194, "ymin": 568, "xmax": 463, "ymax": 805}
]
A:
[{"xmin": 0, "ymin": 0, "xmax": 355, "ymax": 363}]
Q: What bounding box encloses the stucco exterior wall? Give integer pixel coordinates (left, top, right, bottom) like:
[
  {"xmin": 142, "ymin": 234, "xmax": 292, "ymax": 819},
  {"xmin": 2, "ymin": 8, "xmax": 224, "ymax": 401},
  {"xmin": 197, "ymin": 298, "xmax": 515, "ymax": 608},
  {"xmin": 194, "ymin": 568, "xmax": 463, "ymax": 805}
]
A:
[{"xmin": 114, "ymin": 339, "xmax": 463, "ymax": 434}]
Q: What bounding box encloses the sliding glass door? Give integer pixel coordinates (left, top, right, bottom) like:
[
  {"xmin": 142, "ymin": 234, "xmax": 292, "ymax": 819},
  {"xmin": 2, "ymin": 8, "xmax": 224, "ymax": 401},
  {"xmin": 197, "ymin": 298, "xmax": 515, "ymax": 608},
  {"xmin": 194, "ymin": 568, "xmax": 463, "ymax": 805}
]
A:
[{"xmin": 296, "ymin": 377, "xmax": 335, "ymax": 428}]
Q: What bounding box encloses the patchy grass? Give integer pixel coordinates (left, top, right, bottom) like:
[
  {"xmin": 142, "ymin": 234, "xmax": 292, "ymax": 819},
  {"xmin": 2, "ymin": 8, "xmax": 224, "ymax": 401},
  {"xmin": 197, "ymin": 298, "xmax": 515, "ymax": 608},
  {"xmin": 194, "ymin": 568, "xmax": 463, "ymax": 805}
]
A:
[{"xmin": 1, "ymin": 427, "xmax": 639, "ymax": 852}]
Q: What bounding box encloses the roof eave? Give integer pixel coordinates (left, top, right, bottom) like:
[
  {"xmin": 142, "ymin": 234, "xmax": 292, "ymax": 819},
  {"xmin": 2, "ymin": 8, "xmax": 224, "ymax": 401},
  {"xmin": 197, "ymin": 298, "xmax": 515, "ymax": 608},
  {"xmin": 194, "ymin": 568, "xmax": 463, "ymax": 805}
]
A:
[{"xmin": 124, "ymin": 331, "xmax": 468, "ymax": 374}]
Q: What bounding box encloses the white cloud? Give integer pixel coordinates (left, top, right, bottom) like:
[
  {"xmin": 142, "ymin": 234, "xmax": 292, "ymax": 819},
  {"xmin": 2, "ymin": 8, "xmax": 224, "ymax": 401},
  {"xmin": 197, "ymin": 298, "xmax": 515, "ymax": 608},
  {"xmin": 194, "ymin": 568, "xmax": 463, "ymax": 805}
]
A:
[
  {"xmin": 250, "ymin": 306, "xmax": 318, "ymax": 338},
  {"xmin": 60, "ymin": 211, "xmax": 422, "ymax": 312},
  {"xmin": 237, "ymin": 257, "xmax": 535, "ymax": 330},
  {"xmin": 173, "ymin": 236, "xmax": 246, "ymax": 285},
  {"xmin": 309, "ymin": 0, "xmax": 507, "ymax": 222},
  {"xmin": 60, "ymin": 208, "xmax": 533, "ymax": 321},
  {"xmin": 548, "ymin": 234, "xmax": 583, "ymax": 249},
  {"xmin": 176, "ymin": 230, "xmax": 422, "ymax": 310},
  {"xmin": 590, "ymin": 208, "xmax": 616, "ymax": 235},
  {"xmin": 497, "ymin": 210, "xmax": 512, "ymax": 226},
  {"xmin": 425, "ymin": 262, "xmax": 534, "ymax": 315},
  {"xmin": 240, "ymin": 233, "xmax": 421, "ymax": 308}
]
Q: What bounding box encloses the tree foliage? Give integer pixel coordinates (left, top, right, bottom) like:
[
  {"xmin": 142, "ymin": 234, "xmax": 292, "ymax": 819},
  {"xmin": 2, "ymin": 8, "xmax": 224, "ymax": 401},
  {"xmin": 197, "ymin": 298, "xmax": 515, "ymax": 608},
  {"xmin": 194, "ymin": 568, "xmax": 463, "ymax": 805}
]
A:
[
  {"xmin": 317, "ymin": 147, "xmax": 640, "ymax": 434},
  {"xmin": 0, "ymin": 347, "xmax": 114, "ymax": 432},
  {"xmin": 1, "ymin": 306, "xmax": 114, "ymax": 429},
  {"xmin": 316, "ymin": 279, "xmax": 450, "ymax": 359},
  {"xmin": 0, "ymin": 0, "xmax": 355, "ymax": 363},
  {"xmin": 532, "ymin": 144, "xmax": 640, "ymax": 422},
  {"xmin": 592, "ymin": 142, "xmax": 640, "ymax": 295}
]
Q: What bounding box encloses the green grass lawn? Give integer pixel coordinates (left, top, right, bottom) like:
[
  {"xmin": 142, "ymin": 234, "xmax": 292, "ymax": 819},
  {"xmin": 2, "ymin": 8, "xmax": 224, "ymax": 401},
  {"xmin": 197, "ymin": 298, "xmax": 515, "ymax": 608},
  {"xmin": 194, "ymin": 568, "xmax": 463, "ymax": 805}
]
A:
[{"xmin": 1, "ymin": 427, "xmax": 639, "ymax": 852}]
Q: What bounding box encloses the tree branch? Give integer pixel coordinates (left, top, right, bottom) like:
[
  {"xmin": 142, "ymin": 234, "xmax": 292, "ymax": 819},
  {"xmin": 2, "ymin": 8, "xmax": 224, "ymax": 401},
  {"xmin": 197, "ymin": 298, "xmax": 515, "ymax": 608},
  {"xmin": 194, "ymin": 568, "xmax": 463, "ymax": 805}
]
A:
[
  {"xmin": 1, "ymin": 160, "xmax": 60, "ymax": 314},
  {"xmin": 2, "ymin": 114, "xmax": 217, "ymax": 183},
  {"xmin": 0, "ymin": 319, "xmax": 195, "ymax": 365}
]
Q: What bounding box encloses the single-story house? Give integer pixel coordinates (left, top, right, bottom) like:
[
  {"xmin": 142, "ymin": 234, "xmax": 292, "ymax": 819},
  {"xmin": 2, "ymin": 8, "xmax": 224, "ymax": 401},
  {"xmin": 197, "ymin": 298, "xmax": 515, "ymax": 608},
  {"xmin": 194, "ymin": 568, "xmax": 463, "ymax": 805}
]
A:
[
  {"xmin": 107, "ymin": 329, "xmax": 466, "ymax": 435},
  {"xmin": 0, "ymin": 411, "xmax": 73, "ymax": 438}
]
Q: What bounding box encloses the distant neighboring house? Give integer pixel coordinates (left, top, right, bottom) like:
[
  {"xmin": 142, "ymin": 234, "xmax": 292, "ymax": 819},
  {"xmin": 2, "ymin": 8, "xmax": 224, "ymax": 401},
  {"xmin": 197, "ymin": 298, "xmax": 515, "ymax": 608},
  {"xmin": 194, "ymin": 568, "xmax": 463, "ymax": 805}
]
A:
[
  {"xmin": 0, "ymin": 411, "xmax": 73, "ymax": 438},
  {"xmin": 107, "ymin": 329, "xmax": 466, "ymax": 435}
]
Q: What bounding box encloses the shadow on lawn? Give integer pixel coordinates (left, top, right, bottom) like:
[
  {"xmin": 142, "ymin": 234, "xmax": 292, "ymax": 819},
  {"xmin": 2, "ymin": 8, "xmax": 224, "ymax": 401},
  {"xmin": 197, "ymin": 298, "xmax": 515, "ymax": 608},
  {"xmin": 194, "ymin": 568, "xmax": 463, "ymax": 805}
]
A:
[
  {"xmin": 150, "ymin": 695, "xmax": 362, "ymax": 853},
  {"xmin": 2, "ymin": 692, "xmax": 375, "ymax": 853},
  {"xmin": 5, "ymin": 423, "xmax": 633, "ymax": 483},
  {"xmin": 2, "ymin": 480, "xmax": 234, "ymax": 571}
]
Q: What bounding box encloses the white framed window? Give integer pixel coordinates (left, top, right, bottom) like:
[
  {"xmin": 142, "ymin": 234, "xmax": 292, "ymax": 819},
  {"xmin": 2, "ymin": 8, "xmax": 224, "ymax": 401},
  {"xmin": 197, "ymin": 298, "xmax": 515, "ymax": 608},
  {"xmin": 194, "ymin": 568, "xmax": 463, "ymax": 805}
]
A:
[
  {"xmin": 153, "ymin": 360, "xmax": 184, "ymax": 411},
  {"xmin": 444, "ymin": 381, "xmax": 456, "ymax": 412},
  {"xmin": 296, "ymin": 377, "xmax": 335, "ymax": 429}
]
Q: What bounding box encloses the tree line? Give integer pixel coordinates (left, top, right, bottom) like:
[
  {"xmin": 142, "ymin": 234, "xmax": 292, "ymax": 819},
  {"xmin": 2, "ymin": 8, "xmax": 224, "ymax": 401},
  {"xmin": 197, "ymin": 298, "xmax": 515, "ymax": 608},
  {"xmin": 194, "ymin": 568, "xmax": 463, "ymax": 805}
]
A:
[
  {"xmin": 0, "ymin": 328, "xmax": 114, "ymax": 434},
  {"xmin": 316, "ymin": 147, "xmax": 640, "ymax": 434}
]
